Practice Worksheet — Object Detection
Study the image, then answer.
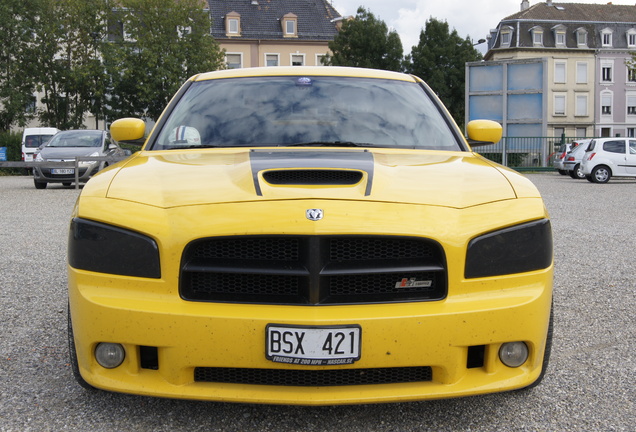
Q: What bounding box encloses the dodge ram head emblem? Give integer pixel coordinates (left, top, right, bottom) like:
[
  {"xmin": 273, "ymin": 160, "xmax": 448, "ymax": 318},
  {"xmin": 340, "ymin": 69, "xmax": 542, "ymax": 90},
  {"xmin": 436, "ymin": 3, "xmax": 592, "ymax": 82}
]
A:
[{"xmin": 306, "ymin": 209, "xmax": 324, "ymax": 221}]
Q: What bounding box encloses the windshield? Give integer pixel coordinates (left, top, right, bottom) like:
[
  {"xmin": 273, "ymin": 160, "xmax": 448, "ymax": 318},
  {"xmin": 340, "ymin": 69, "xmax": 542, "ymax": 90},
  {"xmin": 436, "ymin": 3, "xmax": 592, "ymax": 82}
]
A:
[
  {"xmin": 151, "ymin": 76, "xmax": 461, "ymax": 151},
  {"xmin": 47, "ymin": 131, "xmax": 103, "ymax": 148}
]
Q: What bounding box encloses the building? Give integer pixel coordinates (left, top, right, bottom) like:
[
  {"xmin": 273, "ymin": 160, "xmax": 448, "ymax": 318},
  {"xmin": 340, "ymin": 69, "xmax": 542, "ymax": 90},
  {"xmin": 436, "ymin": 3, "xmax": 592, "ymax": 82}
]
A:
[
  {"xmin": 208, "ymin": 0, "xmax": 342, "ymax": 68},
  {"xmin": 467, "ymin": 1, "xmax": 636, "ymax": 139}
]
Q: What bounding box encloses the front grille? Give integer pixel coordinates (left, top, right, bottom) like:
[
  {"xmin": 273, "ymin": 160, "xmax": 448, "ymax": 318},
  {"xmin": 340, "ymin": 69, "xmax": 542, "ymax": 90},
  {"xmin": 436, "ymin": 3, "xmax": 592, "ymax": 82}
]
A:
[
  {"xmin": 194, "ymin": 366, "xmax": 433, "ymax": 387},
  {"xmin": 180, "ymin": 236, "xmax": 447, "ymax": 305}
]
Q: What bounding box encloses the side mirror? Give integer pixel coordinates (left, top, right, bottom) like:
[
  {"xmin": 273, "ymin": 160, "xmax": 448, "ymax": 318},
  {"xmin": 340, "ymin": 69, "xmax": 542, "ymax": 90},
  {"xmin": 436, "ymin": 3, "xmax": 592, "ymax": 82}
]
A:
[
  {"xmin": 110, "ymin": 118, "xmax": 146, "ymax": 146},
  {"xmin": 466, "ymin": 120, "xmax": 503, "ymax": 147}
]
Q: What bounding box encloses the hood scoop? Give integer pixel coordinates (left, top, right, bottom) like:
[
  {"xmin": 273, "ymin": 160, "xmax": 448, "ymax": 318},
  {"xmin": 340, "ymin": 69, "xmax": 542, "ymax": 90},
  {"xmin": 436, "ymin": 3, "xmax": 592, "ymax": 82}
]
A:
[
  {"xmin": 263, "ymin": 169, "xmax": 363, "ymax": 185},
  {"xmin": 250, "ymin": 149, "xmax": 374, "ymax": 196}
]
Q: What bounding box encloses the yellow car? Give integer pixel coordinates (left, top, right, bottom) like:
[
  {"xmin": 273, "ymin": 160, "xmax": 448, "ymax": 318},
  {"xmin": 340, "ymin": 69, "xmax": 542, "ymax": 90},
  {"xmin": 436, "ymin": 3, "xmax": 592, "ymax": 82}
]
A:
[{"xmin": 67, "ymin": 66, "xmax": 553, "ymax": 405}]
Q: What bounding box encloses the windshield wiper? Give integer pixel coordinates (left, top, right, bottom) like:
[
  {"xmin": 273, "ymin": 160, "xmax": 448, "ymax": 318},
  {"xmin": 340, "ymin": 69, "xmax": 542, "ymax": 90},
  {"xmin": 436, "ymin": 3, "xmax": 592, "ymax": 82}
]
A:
[{"xmin": 285, "ymin": 141, "xmax": 376, "ymax": 148}]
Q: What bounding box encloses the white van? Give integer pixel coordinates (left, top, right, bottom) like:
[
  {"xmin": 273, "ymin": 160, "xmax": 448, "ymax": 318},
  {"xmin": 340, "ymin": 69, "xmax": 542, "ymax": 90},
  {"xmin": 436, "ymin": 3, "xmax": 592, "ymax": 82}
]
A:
[{"xmin": 22, "ymin": 127, "xmax": 60, "ymax": 162}]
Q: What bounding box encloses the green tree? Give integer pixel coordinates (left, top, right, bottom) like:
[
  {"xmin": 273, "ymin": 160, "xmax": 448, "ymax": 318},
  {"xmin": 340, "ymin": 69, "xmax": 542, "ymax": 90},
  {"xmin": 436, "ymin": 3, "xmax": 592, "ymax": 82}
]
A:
[
  {"xmin": 35, "ymin": 0, "xmax": 110, "ymax": 129},
  {"xmin": 407, "ymin": 18, "xmax": 483, "ymax": 127},
  {"xmin": 0, "ymin": 0, "xmax": 40, "ymax": 131},
  {"xmin": 323, "ymin": 7, "xmax": 403, "ymax": 72},
  {"xmin": 104, "ymin": 0, "xmax": 225, "ymax": 121}
]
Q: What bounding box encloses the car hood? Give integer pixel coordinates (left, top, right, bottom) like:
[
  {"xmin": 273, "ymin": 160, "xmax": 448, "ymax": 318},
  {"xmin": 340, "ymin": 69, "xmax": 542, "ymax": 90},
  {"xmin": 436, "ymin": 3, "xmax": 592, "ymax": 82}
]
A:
[
  {"xmin": 40, "ymin": 147, "xmax": 101, "ymax": 159},
  {"xmin": 98, "ymin": 149, "xmax": 538, "ymax": 209}
]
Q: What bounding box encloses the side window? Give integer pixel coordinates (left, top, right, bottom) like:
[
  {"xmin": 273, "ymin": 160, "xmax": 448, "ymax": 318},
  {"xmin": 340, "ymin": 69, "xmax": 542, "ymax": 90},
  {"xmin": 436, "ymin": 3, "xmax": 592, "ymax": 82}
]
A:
[
  {"xmin": 629, "ymin": 140, "xmax": 636, "ymax": 154},
  {"xmin": 603, "ymin": 141, "xmax": 626, "ymax": 154}
]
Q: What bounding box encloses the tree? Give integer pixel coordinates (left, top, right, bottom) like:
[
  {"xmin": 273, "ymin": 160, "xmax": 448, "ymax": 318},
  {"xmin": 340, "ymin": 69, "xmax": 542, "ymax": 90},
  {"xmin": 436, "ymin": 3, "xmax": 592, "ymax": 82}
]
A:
[
  {"xmin": 323, "ymin": 7, "xmax": 403, "ymax": 72},
  {"xmin": 0, "ymin": 0, "xmax": 40, "ymax": 131},
  {"xmin": 35, "ymin": 0, "xmax": 111, "ymax": 130},
  {"xmin": 103, "ymin": 0, "xmax": 225, "ymax": 121},
  {"xmin": 407, "ymin": 18, "xmax": 483, "ymax": 127}
]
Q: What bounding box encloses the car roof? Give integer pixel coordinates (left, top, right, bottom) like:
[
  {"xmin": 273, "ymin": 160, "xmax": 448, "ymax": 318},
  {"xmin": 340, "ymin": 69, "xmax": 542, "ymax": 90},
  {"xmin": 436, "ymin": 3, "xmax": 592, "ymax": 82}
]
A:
[{"xmin": 193, "ymin": 66, "xmax": 417, "ymax": 83}]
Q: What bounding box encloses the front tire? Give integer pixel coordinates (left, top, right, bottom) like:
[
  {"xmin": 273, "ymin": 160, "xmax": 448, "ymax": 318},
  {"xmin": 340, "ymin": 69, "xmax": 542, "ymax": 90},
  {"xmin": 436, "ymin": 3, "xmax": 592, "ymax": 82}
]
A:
[
  {"xmin": 34, "ymin": 180, "xmax": 47, "ymax": 189},
  {"xmin": 590, "ymin": 165, "xmax": 611, "ymax": 183}
]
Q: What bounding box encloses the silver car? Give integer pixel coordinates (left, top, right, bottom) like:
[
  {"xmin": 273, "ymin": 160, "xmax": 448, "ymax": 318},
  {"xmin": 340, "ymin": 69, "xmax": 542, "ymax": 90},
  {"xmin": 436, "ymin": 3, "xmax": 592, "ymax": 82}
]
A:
[
  {"xmin": 33, "ymin": 130, "xmax": 129, "ymax": 189},
  {"xmin": 562, "ymin": 139, "xmax": 591, "ymax": 179}
]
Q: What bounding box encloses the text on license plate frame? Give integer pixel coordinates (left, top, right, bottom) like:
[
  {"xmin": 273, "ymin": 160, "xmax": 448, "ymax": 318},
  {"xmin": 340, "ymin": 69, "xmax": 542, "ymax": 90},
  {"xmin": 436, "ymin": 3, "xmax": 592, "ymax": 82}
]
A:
[
  {"xmin": 266, "ymin": 324, "xmax": 361, "ymax": 366},
  {"xmin": 51, "ymin": 168, "xmax": 74, "ymax": 175}
]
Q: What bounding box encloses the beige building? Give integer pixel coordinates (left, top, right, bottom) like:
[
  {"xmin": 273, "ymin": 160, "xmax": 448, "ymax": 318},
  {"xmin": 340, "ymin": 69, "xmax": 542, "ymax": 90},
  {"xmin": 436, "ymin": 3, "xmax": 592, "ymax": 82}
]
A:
[{"xmin": 209, "ymin": 0, "xmax": 342, "ymax": 68}]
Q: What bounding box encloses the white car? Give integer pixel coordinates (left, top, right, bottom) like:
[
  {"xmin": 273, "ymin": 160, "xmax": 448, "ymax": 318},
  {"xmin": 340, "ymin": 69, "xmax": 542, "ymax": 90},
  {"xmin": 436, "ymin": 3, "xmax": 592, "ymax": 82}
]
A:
[
  {"xmin": 22, "ymin": 127, "xmax": 60, "ymax": 162},
  {"xmin": 581, "ymin": 138, "xmax": 636, "ymax": 183}
]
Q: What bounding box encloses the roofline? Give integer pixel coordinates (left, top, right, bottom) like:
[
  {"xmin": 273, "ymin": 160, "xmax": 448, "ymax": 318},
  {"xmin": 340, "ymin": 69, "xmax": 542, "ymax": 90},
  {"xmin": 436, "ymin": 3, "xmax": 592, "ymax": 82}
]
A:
[{"xmin": 499, "ymin": 18, "xmax": 636, "ymax": 26}]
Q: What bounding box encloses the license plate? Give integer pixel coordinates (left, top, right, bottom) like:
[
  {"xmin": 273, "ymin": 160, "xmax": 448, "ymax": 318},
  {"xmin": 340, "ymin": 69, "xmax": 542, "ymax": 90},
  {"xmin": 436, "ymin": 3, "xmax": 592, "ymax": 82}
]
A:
[
  {"xmin": 51, "ymin": 168, "xmax": 74, "ymax": 175},
  {"xmin": 266, "ymin": 324, "xmax": 361, "ymax": 365}
]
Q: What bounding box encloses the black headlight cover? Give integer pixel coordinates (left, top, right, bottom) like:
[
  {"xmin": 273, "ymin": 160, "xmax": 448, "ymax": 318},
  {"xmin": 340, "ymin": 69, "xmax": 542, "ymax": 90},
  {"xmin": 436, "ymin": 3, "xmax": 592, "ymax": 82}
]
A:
[
  {"xmin": 68, "ymin": 218, "xmax": 160, "ymax": 278},
  {"xmin": 465, "ymin": 219, "xmax": 552, "ymax": 279}
]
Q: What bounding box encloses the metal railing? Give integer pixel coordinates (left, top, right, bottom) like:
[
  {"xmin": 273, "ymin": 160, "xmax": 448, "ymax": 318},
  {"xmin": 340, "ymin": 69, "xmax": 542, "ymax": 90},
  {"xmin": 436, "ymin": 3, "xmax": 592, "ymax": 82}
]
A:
[
  {"xmin": 0, "ymin": 155, "xmax": 130, "ymax": 189},
  {"xmin": 474, "ymin": 136, "xmax": 594, "ymax": 170}
]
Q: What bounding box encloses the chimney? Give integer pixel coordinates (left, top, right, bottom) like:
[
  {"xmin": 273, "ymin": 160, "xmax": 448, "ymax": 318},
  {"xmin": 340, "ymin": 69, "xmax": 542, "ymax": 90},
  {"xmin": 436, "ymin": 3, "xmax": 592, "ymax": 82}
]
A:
[
  {"xmin": 547, "ymin": 0, "xmax": 553, "ymax": 6},
  {"xmin": 521, "ymin": 1, "xmax": 530, "ymax": 10}
]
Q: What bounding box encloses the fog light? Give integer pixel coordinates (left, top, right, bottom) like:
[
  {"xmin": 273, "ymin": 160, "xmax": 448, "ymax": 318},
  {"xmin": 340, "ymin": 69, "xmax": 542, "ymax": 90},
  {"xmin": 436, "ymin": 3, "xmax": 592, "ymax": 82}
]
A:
[
  {"xmin": 499, "ymin": 342, "xmax": 528, "ymax": 367},
  {"xmin": 95, "ymin": 343, "xmax": 125, "ymax": 369}
]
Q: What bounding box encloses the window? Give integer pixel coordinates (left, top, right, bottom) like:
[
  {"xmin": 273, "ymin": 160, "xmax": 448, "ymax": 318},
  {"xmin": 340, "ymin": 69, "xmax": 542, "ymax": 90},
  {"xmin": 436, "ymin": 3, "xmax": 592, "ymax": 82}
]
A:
[
  {"xmin": 628, "ymin": 128, "xmax": 636, "ymax": 138},
  {"xmin": 601, "ymin": 93, "xmax": 612, "ymax": 115},
  {"xmin": 603, "ymin": 141, "xmax": 625, "ymax": 154},
  {"xmin": 628, "ymin": 30, "xmax": 636, "ymax": 47},
  {"xmin": 576, "ymin": 127, "xmax": 587, "ymax": 138},
  {"xmin": 25, "ymin": 95, "xmax": 36, "ymax": 113},
  {"xmin": 576, "ymin": 28, "xmax": 588, "ymax": 47},
  {"xmin": 177, "ymin": 26, "xmax": 191, "ymax": 38},
  {"xmin": 601, "ymin": 29, "xmax": 613, "ymax": 47},
  {"xmin": 265, "ymin": 54, "xmax": 279, "ymax": 67},
  {"xmin": 627, "ymin": 95, "xmax": 636, "ymax": 115},
  {"xmin": 554, "ymin": 61, "xmax": 566, "ymax": 83},
  {"xmin": 630, "ymin": 140, "xmax": 636, "ymax": 153},
  {"xmin": 316, "ymin": 54, "xmax": 326, "ymax": 66},
  {"xmin": 554, "ymin": 93, "xmax": 566, "ymax": 116},
  {"xmin": 282, "ymin": 13, "xmax": 298, "ymax": 37},
  {"xmin": 226, "ymin": 53, "xmax": 242, "ymax": 69},
  {"xmin": 628, "ymin": 68, "xmax": 636, "ymax": 83},
  {"xmin": 531, "ymin": 27, "xmax": 544, "ymax": 47},
  {"xmin": 553, "ymin": 25, "xmax": 566, "ymax": 47},
  {"xmin": 576, "ymin": 62, "xmax": 588, "ymax": 84},
  {"xmin": 291, "ymin": 54, "xmax": 304, "ymax": 66},
  {"xmin": 286, "ymin": 20, "xmax": 295, "ymax": 35},
  {"xmin": 226, "ymin": 13, "xmax": 240, "ymax": 36},
  {"xmin": 575, "ymin": 94, "xmax": 588, "ymax": 116},
  {"xmin": 500, "ymin": 26, "xmax": 513, "ymax": 47},
  {"xmin": 601, "ymin": 64, "xmax": 613, "ymax": 82}
]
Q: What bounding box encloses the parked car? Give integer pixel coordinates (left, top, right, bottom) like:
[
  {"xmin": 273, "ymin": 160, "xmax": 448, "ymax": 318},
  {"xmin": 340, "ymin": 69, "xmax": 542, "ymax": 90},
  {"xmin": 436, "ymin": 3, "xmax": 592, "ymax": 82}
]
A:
[
  {"xmin": 553, "ymin": 143, "xmax": 573, "ymax": 175},
  {"xmin": 21, "ymin": 127, "xmax": 60, "ymax": 163},
  {"xmin": 563, "ymin": 139, "xmax": 592, "ymax": 179},
  {"xmin": 581, "ymin": 138, "xmax": 636, "ymax": 183},
  {"xmin": 33, "ymin": 130, "xmax": 129, "ymax": 189},
  {"xmin": 67, "ymin": 66, "xmax": 553, "ymax": 405}
]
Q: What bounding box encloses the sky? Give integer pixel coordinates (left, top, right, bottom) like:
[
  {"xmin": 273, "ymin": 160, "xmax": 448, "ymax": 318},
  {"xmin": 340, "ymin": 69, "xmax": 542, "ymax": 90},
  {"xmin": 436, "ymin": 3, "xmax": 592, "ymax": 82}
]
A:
[{"xmin": 329, "ymin": 0, "xmax": 636, "ymax": 54}]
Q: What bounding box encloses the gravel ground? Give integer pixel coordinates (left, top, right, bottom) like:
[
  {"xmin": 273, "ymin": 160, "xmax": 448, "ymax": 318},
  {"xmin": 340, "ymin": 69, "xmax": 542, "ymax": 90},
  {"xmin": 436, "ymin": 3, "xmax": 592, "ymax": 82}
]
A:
[{"xmin": 0, "ymin": 173, "xmax": 634, "ymax": 432}]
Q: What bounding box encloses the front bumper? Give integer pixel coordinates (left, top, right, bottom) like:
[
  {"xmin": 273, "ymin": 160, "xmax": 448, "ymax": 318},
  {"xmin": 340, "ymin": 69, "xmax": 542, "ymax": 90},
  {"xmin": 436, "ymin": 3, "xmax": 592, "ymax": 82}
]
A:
[{"xmin": 69, "ymin": 267, "xmax": 552, "ymax": 405}]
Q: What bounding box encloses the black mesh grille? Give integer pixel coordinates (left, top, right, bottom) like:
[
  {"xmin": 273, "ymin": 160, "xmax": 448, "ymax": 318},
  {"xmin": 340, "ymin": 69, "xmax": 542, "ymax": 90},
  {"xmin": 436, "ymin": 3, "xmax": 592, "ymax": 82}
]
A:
[
  {"xmin": 194, "ymin": 366, "xmax": 432, "ymax": 387},
  {"xmin": 263, "ymin": 170, "xmax": 363, "ymax": 185},
  {"xmin": 180, "ymin": 236, "xmax": 447, "ymax": 305}
]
